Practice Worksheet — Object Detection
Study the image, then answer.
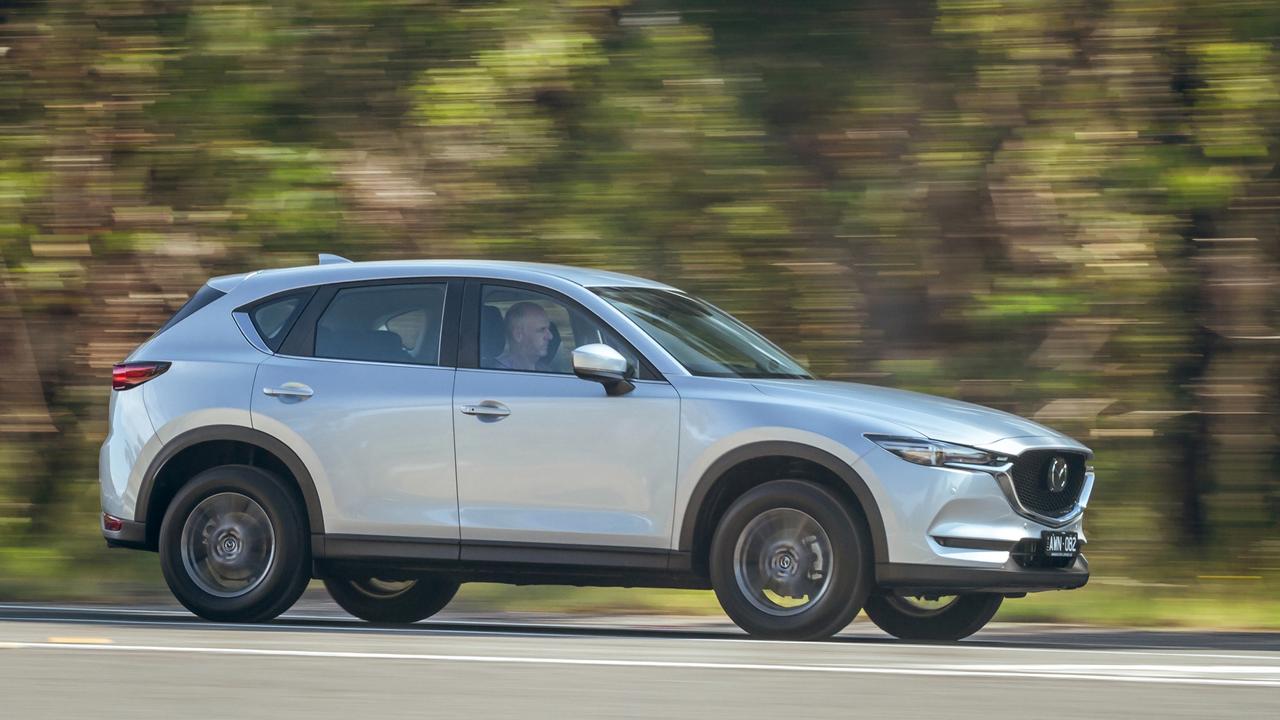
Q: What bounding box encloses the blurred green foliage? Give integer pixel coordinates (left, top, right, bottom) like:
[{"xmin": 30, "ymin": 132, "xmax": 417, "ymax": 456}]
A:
[{"xmin": 1, "ymin": 1, "xmax": 1278, "ymax": 621}]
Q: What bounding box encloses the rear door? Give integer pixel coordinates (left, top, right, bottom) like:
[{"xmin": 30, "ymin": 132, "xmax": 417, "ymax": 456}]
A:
[{"xmin": 250, "ymin": 279, "xmax": 462, "ymax": 544}]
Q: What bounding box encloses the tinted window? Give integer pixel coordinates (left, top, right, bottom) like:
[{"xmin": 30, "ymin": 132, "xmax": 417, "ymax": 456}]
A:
[
  {"xmin": 479, "ymin": 284, "xmax": 642, "ymax": 375},
  {"xmin": 152, "ymin": 283, "xmax": 226, "ymax": 337},
  {"xmin": 249, "ymin": 292, "xmax": 308, "ymax": 351},
  {"xmin": 315, "ymin": 283, "xmax": 446, "ymax": 365}
]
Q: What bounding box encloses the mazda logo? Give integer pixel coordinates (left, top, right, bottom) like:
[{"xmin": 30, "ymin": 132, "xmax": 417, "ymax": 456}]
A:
[{"xmin": 1045, "ymin": 457, "xmax": 1070, "ymax": 493}]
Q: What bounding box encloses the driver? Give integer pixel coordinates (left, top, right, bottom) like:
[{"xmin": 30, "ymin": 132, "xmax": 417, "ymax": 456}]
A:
[{"xmin": 493, "ymin": 301, "xmax": 554, "ymax": 371}]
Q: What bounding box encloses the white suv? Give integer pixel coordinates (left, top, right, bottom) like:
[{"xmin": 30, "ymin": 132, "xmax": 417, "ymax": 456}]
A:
[{"xmin": 100, "ymin": 256, "xmax": 1093, "ymax": 640}]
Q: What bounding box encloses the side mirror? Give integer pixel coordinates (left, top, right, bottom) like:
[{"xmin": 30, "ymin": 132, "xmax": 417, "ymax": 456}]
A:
[{"xmin": 571, "ymin": 343, "xmax": 635, "ymax": 396}]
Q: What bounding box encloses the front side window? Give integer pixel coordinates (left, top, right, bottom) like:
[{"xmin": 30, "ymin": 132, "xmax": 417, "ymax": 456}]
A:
[
  {"xmin": 478, "ymin": 284, "xmax": 641, "ymax": 375},
  {"xmin": 594, "ymin": 287, "xmax": 809, "ymax": 379},
  {"xmin": 315, "ymin": 283, "xmax": 447, "ymax": 365}
]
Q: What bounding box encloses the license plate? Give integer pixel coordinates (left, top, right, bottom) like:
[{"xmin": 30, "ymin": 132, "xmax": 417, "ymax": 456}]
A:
[{"xmin": 1040, "ymin": 531, "xmax": 1079, "ymax": 559}]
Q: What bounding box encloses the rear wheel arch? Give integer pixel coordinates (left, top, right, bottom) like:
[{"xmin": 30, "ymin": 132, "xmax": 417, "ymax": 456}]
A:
[
  {"xmin": 680, "ymin": 441, "xmax": 888, "ymax": 576},
  {"xmin": 137, "ymin": 425, "xmax": 325, "ymax": 549}
]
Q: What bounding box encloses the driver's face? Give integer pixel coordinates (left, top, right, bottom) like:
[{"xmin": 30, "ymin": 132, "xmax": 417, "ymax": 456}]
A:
[{"xmin": 515, "ymin": 310, "xmax": 552, "ymax": 357}]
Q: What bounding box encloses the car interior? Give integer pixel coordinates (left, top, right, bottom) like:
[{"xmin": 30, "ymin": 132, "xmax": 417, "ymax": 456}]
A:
[
  {"xmin": 314, "ymin": 284, "xmax": 446, "ymax": 365},
  {"xmin": 479, "ymin": 295, "xmax": 567, "ymax": 372}
]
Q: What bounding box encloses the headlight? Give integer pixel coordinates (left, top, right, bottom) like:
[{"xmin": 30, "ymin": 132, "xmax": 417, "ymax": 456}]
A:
[{"xmin": 869, "ymin": 436, "xmax": 1003, "ymax": 467}]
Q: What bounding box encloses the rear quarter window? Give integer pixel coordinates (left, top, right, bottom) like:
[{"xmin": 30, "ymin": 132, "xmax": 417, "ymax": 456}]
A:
[{"xmin": 249, "ymin": 291, "xmax": 312, "ymax": 352}]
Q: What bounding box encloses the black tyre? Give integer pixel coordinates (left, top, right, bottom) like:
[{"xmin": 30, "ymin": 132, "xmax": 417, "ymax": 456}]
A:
[
  {"xmin": 709, "ymin": 479, "xmax": 872, "ymax": 640},
  {"xmin": 159, "ymin": 464, "xmax": 311, "ymax": 623},
  {"xmin": 864, "ymin": 592, "xmax": 1003, "ymax": 641},
  {"xmin": 323, "ymin": 574, "xmax": 460, "ymax": 624}
]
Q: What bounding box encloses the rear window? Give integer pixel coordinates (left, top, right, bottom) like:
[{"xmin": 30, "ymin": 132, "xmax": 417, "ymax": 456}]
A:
[{"xmin": 153, "ymin": 284, "xmax": 226, "ymax": 337}]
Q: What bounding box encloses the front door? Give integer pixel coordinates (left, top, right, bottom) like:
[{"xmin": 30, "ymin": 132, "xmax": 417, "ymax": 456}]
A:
[{"xmin": 452, "ymin": 282, "xmax": 680, "ymax": 549}]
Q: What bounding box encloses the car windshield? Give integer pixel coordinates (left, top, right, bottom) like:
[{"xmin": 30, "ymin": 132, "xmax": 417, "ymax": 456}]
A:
[{"xmin": 594, "ymin": 287, "xmax": 811, "ymax": 380}]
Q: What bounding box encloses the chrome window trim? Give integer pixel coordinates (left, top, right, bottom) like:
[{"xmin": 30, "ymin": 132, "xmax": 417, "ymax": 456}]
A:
[
  {"xmin": 270, "ymin": 352, "xmax": 452, "ymax": 371},
  {"xmin": 454, "ymin": 365, "xmax": 670, "ymax": 386},
  {"xmin": 233, "ymin": 311, "xmax": 273, "ymax": 355},
  {"xmin": 264, "ymin": 353, "xmax": 670, "ymax": 382}
]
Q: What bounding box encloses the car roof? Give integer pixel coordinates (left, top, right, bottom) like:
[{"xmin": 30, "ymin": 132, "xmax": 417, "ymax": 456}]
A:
[
  {"xmin": 218, "ymin": 256, "xmax": 680, "ymax": 298},
  {"xmin": 230, "ymin": 259, "xmax": 675, "ymax": 297}
]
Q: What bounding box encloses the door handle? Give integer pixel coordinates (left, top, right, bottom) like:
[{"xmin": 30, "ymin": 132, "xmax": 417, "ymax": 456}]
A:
[
  {"xmin": 263, "ymin": 383, "xmax": 314, "ymax": 399},
  {"xmin": 460, "ymin": 401, "xmax": 510, "ymax": 418}
]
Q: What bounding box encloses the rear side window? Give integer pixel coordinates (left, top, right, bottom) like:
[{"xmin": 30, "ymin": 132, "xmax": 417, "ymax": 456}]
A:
[
  {"xmin": 152, "ymin": 284, "xmax": 226, "ymax": 337},
  {"xmin": 314, "ymin": 283, "xmax": 447, "ymax": 365},
  {"xmin": 250, "ymin": 291, "xmax": 310, "ymax": 351}
]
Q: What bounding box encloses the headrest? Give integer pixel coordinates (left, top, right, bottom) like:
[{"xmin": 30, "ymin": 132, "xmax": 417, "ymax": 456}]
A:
[
  {"xmin": 316, "ymin": 328, "xmax": 410, "ymax": 363},
  {"xmin": 543, "ymin": 321, "xmax": 561, "ymax": 365},
  {"xmin": 480, "ymin": 305, "xmax": 506, "ymax": 361}
]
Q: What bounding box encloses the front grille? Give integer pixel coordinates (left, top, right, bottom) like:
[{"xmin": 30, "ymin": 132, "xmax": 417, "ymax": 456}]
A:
[{"xmin": 1009, "ymin": 450, "xmax": 1087, "ymax": 518}]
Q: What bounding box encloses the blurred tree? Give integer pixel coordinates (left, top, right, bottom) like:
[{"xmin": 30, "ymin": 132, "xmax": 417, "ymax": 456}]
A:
[{"xmin": 0, "ymin": 0, "xmax": 1277, "ymax": 593}]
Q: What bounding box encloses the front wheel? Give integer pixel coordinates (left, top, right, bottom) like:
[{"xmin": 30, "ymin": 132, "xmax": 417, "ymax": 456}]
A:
[
  {"xmin": 709, "ymin": 480, "xmax": 872, "ymax": 640},
  {"xmin": 323, "ymin": 574, "xmax": 460, "ymax": 624},
  {"xmin": 863, "ymin": 592, "xmax": 1003, "ymax": 641}
]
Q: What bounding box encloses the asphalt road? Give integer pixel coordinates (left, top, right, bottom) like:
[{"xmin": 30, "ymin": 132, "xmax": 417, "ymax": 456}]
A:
[{"xmin": 0, "ymin": 602, "xmax": 1277, "ymax": 718}]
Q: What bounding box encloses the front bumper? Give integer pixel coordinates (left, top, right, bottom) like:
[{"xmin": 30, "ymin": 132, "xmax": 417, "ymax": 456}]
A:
[
  {"xmin": 877, "ymin": 555, "xmax": 1089, "ymax": 595},
  {"xmin": 851, "ymin": 435, "xmax": 1093, "ymax": 580}
]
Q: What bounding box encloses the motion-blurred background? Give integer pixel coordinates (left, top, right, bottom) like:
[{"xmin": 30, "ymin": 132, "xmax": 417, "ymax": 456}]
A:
[{"xmin": 0, "ymin": 0, "xmax": 1277, "ymax": 627}]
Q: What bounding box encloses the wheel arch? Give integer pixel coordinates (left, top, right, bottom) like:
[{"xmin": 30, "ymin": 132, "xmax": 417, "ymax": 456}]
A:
[
  {"xmin": 678, "ymin": 441, "xmax": 888, "ymax": 574},
  {"xmin": 136, "ymin": 425, "xmax": 325, "ymax": 549}
]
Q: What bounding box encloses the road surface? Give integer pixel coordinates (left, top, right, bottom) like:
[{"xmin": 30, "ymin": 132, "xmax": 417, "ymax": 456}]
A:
[{"xmin": 0, "ymin": 602, "xmax": 1276, "ymax": 718}]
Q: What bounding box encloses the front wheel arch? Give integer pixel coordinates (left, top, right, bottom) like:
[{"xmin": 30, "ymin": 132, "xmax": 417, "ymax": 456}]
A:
[{"xmin": 680, "ymin": 442, "xmax": 888, "ymax": 576}]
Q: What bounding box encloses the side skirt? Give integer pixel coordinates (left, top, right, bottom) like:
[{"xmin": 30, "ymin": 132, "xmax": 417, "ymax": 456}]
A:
[{"xmin": 312, "ymin": 534, "xmax": 709, "ymax": 590}]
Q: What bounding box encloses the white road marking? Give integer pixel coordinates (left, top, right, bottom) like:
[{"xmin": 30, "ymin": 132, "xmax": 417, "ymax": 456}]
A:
[
  {"xmin": 0, "ymin": 605, "xmax": 1277, "ymax": 663},
  {"xmin": 927, "ymin": 663, "xmax": 1280, "ymax": 675},
  {"xmin": 0, "ymin": 640, "xmax": 1278, "ymax": 688}
]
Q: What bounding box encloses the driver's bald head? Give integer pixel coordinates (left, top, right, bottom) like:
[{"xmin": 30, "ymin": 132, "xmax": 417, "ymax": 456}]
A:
[
  {"xmin": 505, "ymin": 302, "xmax": 547, "ymax": 336},
  {"xmin": 500, "ymin": 301, "xmax": 553, "ymax": 370}
]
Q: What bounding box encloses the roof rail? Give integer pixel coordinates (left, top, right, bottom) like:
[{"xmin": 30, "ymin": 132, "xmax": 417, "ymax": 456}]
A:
[{"xmin": 318, "ymin": 253, "xmax": 352, "ymax": 265}]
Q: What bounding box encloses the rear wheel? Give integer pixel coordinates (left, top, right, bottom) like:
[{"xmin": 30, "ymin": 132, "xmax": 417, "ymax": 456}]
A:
[
  {"xmin": 159, "ymin": 464, "xmax": 310, "ymax": 623},
  {"xmin": 709, "ymin": 479, "xmax": 872, "ymax": 640},
  {"xmin": 323, "ymin": 574, "xmax": 460, "ymax": 624},
  {"xmin": 864, "ymin": 592, "xmax": 1003, "ymax": 641}
]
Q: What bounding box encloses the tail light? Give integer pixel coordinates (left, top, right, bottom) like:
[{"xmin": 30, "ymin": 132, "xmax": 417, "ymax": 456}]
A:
[{"xmin": 112, "ymin": 361, "xmax": 170, "ymax": 391}]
